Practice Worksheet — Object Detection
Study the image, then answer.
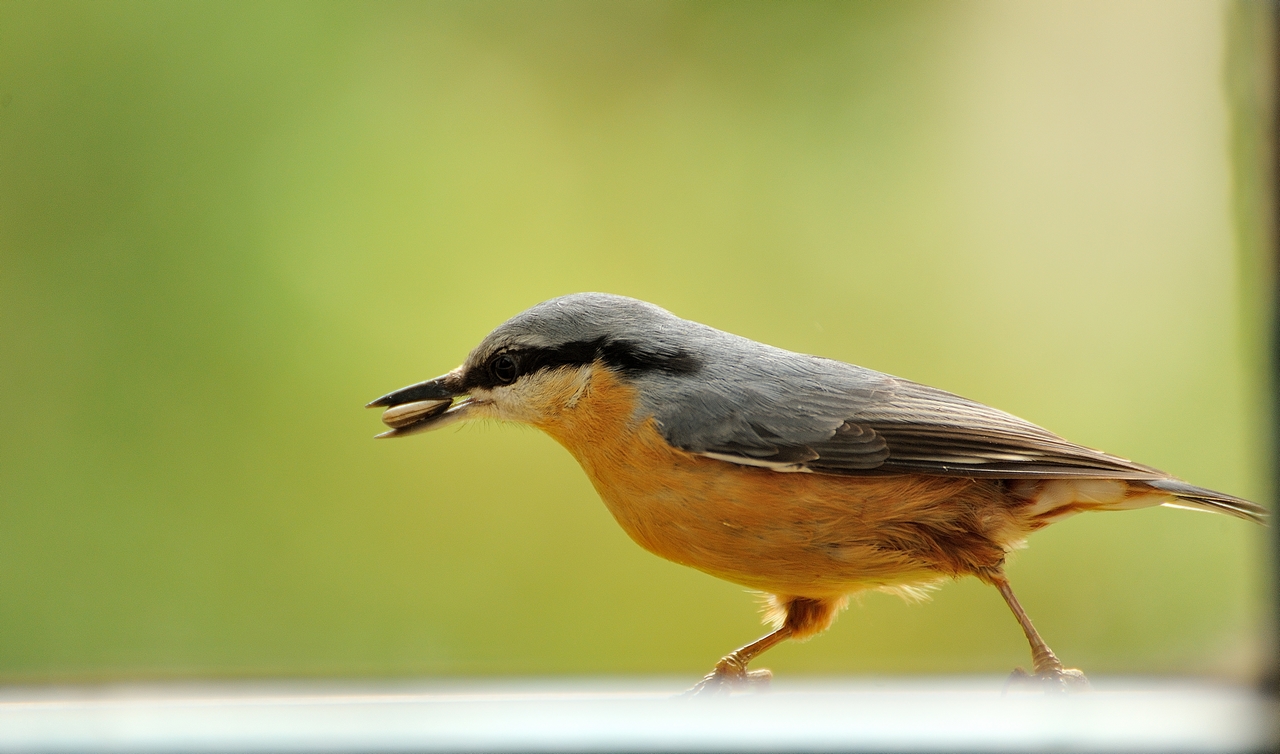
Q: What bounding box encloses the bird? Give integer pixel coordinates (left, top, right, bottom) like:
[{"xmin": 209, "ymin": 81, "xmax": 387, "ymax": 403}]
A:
[{"xmin": 367, "ymin": 292, "xmax": 1267, "ymax": 693}]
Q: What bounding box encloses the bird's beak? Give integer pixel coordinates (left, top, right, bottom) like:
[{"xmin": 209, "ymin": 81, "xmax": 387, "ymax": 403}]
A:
[{"xmin": 365, "ymin": 371, "xmax": 474, "ymax": 438}]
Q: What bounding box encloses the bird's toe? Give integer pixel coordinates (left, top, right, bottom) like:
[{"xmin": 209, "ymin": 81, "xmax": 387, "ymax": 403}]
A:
[
  {"xmin": 1004, "ymin": 666, "xmax": 1091, "ymax": 694},
  {"xmin": 681, "ymin": 661, "xmax": 772, "ymax": 698},
  {"xmin": 1047, "ymin": 667, "xmax": 1090, "ymax": 692}
]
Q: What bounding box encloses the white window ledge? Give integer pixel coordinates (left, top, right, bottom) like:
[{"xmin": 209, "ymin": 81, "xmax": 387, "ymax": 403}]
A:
[{"xmin": 0, "ymin": 677, "xmax": 1274, "ymax": 753}]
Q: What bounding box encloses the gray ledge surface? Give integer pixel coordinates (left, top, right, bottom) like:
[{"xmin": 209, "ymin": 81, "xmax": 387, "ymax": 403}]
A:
[{"xmin": 0, "ymin": 677, "xmax": 1274, "ymax": 753}]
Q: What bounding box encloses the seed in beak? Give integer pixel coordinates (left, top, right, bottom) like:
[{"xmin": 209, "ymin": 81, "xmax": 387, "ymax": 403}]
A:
[{"xmin": 380, "ymin": 399, "xmax": 452, "ymax": 429}]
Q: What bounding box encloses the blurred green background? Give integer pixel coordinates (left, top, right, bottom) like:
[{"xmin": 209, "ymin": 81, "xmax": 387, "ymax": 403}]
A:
[{"xmin": 0, "ymin": 1, "xmax": 1273, "ymax": 682}]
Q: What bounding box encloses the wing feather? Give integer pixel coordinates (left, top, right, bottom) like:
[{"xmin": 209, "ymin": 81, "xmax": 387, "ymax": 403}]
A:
[{"xmin": 647, "ymin": 348, "xmax": 1163, "ymax": 480}]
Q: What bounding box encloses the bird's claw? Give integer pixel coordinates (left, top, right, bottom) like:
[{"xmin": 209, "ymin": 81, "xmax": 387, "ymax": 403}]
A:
[
  {"xmin": 1004, "ymin": 665, "xmax": 1091, "ymax": 694},
  {"xmin": 682, "ymin": 656, "xmax": 773, "ymax": 697}
]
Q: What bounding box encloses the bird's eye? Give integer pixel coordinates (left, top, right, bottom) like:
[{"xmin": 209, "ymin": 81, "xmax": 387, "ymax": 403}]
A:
[{"xmin": 490, "ymin": 354, "xmax": 519, "ymax": 384}]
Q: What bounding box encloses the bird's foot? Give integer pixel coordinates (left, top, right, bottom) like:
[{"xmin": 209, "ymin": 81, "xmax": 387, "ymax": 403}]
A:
[
  {"xmin": 1004, "ymin": 664, "xmax": 1091, "ymax": 694},
  {"xmin": 682, "ymin": 655, "xmax": 773, "ymax": 697}
]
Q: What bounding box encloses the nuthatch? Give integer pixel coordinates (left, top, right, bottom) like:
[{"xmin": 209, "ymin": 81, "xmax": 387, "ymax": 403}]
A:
[{"xmin": 368, "ymin": 293, "xmax": 1266, "ymax": 693}]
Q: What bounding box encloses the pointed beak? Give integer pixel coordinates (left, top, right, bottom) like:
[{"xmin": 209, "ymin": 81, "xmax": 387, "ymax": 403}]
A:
[{"xmin": 365, "ymin": 371, "xmax": 474, "ymax": 438}]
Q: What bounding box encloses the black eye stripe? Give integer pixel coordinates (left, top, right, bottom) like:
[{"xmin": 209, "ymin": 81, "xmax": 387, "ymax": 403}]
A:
[
  {"xmin": 464, "ymin": 338, "xmax": 700, "ymax": 390},
  {"xmin": 598, "ymin": 340, "xmax": 701, "ymax": 375}
]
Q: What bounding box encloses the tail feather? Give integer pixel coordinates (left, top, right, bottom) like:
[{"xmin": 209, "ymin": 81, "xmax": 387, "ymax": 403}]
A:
[{"xmin": 1146, "ymin": 478, "xmax": 1268, "ymax": 524}]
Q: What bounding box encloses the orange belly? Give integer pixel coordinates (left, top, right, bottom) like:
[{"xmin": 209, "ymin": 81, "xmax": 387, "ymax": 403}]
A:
[{"xmin": 534, "ymin": 367, "xmax": 1032, "ymax": 598}]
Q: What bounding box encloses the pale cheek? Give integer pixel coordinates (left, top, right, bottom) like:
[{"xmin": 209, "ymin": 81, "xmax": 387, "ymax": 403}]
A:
[
  {"xmin": 490, "ymin": 397, "xmax": 528, "ymax": 422},
  {"xmin": 466, "ymin": 388, "xmax": 510, "ymax": 420},
  {"xmin": 477, "ymin": 368, "xmax": 593, "ymax": 424},
  {"xmin": 482, "ymin": 385, "xmax": 547, "ymax": 423}
]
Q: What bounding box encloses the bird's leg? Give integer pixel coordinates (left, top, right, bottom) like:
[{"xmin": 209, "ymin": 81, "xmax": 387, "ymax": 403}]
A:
[
  {"xmin": 683, "ymin": 626, "xmax": 792, "ymax": 697},
  {"xmin": 986, "ymin": 569, "xmax": 1090, "ymax": 692}
]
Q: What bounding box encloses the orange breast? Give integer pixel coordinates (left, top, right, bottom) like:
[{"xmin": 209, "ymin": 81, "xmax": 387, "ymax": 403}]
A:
[{"xmin": 536, "ymin": 366, "xmax": 1032, "ymax": 599}]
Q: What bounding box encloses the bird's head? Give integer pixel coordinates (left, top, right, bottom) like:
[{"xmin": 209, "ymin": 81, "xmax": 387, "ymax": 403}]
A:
[{"xmin": 367, "ymin": 293, "xmax": 704, "ymax": 437}]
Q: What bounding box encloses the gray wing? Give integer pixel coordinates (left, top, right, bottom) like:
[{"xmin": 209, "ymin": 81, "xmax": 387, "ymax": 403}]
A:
[{"xmin": 647, "ymin": 348, "xmax": 1164, "ymax": 480}]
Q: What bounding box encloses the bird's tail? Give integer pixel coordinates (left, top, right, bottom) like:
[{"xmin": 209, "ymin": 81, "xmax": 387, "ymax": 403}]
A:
[{"xmin": 1145, "ymin": 478, "xmax": 1268, "ymax": 524}]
